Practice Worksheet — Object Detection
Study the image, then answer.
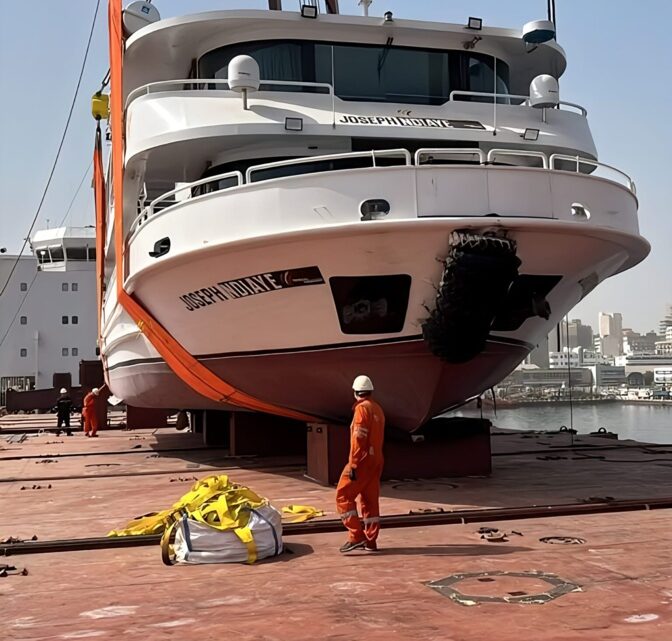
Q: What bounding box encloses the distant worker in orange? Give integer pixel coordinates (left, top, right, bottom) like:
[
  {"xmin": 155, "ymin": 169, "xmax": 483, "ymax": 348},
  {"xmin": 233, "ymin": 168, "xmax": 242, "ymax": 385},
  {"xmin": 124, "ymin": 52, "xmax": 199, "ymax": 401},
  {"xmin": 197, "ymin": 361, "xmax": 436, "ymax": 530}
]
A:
[
  {"xmin": 82, "ymin": 387, "xmax": 101, "ymax": 437},
  {"xmin": 336, "ymin": 375, "xmax": 385, "ymax": 553}
]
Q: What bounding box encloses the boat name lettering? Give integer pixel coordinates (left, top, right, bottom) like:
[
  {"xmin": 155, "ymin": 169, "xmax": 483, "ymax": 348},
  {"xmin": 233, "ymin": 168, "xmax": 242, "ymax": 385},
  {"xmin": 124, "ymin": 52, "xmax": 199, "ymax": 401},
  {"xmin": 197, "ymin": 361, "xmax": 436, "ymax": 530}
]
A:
[
  {"xmin": 337, "ymin": 115, "xmax": 485, "ymax": 130},
  {"xmin": 179, "ymin": 266, "xmax": 325, "ymax": 312}
]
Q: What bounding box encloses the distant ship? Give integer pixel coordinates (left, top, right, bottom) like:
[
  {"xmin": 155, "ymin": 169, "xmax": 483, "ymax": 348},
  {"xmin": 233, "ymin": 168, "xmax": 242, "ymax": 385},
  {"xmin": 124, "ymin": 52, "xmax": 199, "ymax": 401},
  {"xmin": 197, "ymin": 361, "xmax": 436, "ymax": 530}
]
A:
[{"xmin": 95, "ymin": 1, "xmax": 649, "ymax": 431}]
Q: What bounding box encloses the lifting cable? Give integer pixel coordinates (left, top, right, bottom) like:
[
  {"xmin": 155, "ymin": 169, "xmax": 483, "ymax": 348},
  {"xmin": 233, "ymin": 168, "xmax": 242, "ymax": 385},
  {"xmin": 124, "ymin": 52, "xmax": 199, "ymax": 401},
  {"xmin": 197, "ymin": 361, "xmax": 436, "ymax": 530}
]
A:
[
  {"xmin": 0, "ymin": 0, "xmax": 101, "ymax": 299},
  {"xmin": 0, "ymin": 273, "xmax": 38, "ymax": 350},
  {"xmin": 58, "ymin": 161, "xmax": 94, "ymax": 228},
  {"xmin": 564, "ymin": 315, "xmax": 575, "ymax": 444}
]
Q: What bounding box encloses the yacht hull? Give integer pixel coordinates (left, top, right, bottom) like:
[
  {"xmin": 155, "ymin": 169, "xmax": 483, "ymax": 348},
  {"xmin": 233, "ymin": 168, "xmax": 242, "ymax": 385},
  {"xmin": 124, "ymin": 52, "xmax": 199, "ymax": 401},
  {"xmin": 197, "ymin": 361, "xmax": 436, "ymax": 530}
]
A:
[
  {"xmin": 102, "ymin": 217, "xmax": 648, "ymax": 431},
  {"xmin": 107, "ymin": 336, "xmax": 528, "ymax": 431}
]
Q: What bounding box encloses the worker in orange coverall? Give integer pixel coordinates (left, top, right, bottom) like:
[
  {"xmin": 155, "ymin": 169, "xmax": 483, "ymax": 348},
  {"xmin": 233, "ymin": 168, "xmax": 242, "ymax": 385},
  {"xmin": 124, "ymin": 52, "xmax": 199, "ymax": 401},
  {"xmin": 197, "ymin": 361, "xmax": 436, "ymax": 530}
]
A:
[
  {"xmin": 82, "ymin": 387, "xmax": 101, "ymax": 437},
  {"xmin": 336, "ymin": 375, "xmax": 385, "ymax": 553}
]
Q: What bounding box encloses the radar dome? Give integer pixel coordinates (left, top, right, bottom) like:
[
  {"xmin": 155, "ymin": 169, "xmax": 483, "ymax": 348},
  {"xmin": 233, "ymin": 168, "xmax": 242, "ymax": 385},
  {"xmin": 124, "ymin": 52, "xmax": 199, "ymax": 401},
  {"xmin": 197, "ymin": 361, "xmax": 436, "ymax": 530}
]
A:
[
  {"xmin": 123, "ymin": 2, "xmax": 161, "ymax": 36},
  {"xmin": 529, "ymin": 74, "xmax": 559, "ymax": 108},
  {"xmin": 228, "ymin": 56, "xmax": 261, "ymax": 94},
  {"xmin": 522, "ymin": 19, "xmax": 556, "ymax": 45}
]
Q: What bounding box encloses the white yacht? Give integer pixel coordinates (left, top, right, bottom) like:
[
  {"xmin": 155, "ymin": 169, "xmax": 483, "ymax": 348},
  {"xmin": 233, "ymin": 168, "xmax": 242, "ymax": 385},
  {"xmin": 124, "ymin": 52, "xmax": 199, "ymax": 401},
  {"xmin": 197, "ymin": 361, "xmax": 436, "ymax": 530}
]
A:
[{"xmin": 98, "ymin": 1, "xmax": 649, "ymax": 431}]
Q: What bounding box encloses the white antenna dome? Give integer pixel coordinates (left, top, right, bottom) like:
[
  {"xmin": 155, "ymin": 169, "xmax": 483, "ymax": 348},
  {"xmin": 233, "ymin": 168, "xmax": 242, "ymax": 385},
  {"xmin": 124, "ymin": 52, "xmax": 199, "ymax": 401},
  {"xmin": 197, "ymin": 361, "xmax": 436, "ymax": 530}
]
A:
[
  {"xmin": 123, "ymin": 2, "xmax": 161, "ymax": 36},
  {"xmin": 529, "ymin": 74, "xmax": 559, "ymax": 108},
  {"xmin": 522, "ymin": 19, "xmax": 556, "ymax": 44},
  {"xmin": 228, "ymin": 55, "xmax": 261, "ymax": 94}
]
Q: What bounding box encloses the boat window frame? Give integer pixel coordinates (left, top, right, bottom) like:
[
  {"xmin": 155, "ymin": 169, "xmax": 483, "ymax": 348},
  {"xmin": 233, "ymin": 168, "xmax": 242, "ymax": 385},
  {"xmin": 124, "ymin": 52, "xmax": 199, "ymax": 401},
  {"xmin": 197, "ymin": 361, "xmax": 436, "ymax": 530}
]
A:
[{"xmin": 197, "ymin": 39, "xmax": 510, "ymax": 106}]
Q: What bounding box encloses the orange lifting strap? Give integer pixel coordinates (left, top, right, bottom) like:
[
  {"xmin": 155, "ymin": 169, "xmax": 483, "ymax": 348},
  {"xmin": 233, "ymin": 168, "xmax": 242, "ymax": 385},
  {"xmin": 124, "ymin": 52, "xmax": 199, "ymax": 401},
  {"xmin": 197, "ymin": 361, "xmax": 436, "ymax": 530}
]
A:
[{"xmin": 99, "ymin": 0, "xmax": 316, "ymax": 422}]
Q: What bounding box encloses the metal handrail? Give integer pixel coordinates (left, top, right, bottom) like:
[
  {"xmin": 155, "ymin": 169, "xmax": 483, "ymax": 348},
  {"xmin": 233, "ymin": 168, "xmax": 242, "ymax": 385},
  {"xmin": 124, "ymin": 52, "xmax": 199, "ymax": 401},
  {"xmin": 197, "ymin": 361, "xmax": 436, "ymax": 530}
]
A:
[
  {"xmin": 487, "ymin": 148, "xmax": 549, "ymax": 169},
  {"xmin": 549, "ymin": 154, "xmax": 636, "ymax": 193},
  {"xmin": 128, "ymin": 170, "xmax": 244, "ymax": 237},
  {"xmin": 126, "ymin": 78, "xmax": 334, "ymax": 109},
  {"xmin": 245, "ymin": 148, "xmax": 412, "ymax": 183},
  {"xmin": 415, "ymin": 148, "xmax": 486, "ymax": 164},
  {"xmin": 449, "ymin": 90, "xmax": 588, "ymax": 116},
  {"xmin": 148, "ymin": 170, "xmax": 243, "ymax": 216},
  {"xmin": 449, "ymin": 90, "xmax": 528, "ymax": 103}
]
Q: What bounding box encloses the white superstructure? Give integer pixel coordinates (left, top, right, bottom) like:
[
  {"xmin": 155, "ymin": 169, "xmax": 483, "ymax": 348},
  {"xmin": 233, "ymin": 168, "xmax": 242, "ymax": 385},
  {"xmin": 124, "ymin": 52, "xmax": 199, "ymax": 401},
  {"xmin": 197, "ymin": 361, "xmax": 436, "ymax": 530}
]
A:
[
  {"xmin": 99, "ymin": 5, "xmax": 650, "ymax": 430},
  {"xmin": 0, "ymin": 228, "xmax": 98, "ymax": 404}
]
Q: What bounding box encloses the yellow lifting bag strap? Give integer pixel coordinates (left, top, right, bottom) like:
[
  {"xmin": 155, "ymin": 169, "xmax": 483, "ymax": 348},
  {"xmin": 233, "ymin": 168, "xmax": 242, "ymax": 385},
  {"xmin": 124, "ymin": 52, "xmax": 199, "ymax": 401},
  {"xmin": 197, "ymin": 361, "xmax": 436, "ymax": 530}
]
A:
[
  {"xmin": 111, "ymin": 475, "xmax": 282, "ymax": 565},
  {"xmin": 281, "ymin": 505, "xmax": 324, "ymax": 523}
]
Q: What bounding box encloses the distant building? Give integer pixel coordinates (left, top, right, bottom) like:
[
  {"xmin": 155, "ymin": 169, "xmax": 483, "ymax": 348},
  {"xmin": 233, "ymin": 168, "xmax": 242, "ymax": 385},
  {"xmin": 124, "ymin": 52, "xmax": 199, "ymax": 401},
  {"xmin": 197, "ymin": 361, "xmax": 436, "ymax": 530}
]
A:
[
  {"xmin": 503, "ymin": 367, "xmax": 593, "ymax": 390},
  {"xmin": 586, "ymin": 364, "xmax": 626, "ymax": 389},
  {"xmin": 659, "ymin": 305, "xmax": 672, "ymax": 337},
  {"xmin": 623, "ymin": 328, "xmax": 659, "ymax": 355},
  {"xmin": 597, "ymin": 312, "xmax": 623, "ymax": 358},
  {"xmin": 547, "ymin": 318, "xmax": 593, "ymax": 351},
  {"xmin": 655, "ymin": 327, "xmax": 672, "ymax": 355},
  {"xmin": 653, "ymin": 368, "xmax": 672, "ymax": 385},
  {"xmin": 0, "ymin": 228, "xmax": 97, "ymax": 405},
  {"xmin": 549, "ymin": 349, "xmax": 581, "ymax": 369},
  {"xmin": 615, "ymin": 353, "xmax": 672, "ymax": 379},
  {"xmin": 550, "ymin": 347, "xmax": 610, "ymax": 369}
]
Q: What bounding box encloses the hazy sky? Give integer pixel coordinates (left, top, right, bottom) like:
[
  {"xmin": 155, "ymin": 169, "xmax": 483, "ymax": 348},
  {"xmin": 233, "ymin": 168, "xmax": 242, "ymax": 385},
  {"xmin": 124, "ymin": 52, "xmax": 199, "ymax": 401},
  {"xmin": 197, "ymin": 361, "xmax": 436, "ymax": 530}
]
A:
[{"xmin": 1, "ymin": 0, "xmax": 670, "ymax": 333}]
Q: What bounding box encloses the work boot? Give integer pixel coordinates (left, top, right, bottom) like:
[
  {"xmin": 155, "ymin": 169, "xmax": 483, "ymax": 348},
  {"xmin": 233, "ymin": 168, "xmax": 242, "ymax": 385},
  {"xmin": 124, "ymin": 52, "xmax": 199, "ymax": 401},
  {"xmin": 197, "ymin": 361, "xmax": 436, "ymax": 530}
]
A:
[{"xmin": 339, "ymin": 540, "xmax": 365, "ymax": 553}]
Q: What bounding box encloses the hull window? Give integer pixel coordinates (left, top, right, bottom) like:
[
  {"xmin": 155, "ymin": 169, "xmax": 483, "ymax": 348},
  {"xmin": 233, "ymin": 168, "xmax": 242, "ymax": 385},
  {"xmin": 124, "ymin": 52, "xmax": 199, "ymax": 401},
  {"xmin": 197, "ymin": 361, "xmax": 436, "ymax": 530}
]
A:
[{"xmin": 329, "ymin": 275, "xmax": 411, "ymax": 334}]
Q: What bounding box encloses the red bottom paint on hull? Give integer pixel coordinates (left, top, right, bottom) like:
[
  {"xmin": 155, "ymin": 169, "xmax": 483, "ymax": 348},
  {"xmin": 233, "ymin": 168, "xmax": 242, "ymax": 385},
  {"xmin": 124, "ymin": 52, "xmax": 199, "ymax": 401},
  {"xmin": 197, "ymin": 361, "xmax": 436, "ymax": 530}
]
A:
[{"xmin": 107, "ymin": 338, "xmax": 529, "ymax": 431}]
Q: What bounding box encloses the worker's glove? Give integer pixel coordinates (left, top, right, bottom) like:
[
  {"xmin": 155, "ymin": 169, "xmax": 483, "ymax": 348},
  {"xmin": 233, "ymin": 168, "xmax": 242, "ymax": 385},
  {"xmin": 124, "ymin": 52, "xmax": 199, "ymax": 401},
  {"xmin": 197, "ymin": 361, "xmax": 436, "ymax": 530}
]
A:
[{"xmin": 348, "ymin": 467, "xmax": 357, "ymax": 481}]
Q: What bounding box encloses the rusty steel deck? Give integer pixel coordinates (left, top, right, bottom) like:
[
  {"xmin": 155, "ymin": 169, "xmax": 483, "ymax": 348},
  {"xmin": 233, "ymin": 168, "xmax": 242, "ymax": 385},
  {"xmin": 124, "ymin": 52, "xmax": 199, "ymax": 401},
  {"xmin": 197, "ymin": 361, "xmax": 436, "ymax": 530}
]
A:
[{"xmin": 1, "ymin": 416, "xmax": 672, "ymax": 639}]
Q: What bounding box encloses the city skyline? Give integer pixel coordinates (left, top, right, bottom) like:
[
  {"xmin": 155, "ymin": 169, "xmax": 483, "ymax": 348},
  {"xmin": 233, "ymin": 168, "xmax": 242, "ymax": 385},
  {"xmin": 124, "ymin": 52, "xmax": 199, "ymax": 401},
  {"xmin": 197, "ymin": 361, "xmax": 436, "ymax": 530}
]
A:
[{"xmin": 561, "ymin": 305, "xmax": 671, "ymax": 338}]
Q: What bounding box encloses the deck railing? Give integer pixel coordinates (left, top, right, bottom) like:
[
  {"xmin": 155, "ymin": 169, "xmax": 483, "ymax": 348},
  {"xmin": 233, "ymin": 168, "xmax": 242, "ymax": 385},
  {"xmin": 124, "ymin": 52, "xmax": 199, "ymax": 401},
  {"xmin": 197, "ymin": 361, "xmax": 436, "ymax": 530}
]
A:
[
  {"xmin": 129, "ymin": 170, "xmax": 243, "ymax": 237},
  {"xmin": 448, "ymin": 90, "xmax": 588, "ymax": 116},
  {"xmin": 550, "ymin": 153, "xmax": 636, "ymax": 194},
  {"xmin": 126, "ymin": 79, "xmax": 334, "ymax": 109},
  {"xmin": 245, "ymin": 148, "xmax": 411, "ymax": 183},
  {"xmin": 128, "ymin": 146, "xmax": 635, "ymax": 240}
]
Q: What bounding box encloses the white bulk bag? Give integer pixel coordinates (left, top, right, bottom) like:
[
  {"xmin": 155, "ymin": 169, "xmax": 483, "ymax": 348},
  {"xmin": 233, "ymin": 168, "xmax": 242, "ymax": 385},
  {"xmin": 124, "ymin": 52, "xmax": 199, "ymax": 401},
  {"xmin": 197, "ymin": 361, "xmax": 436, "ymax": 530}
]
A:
[{"xmin": 163, "ymin": 504, "xmax": 283, "ymax": 565}]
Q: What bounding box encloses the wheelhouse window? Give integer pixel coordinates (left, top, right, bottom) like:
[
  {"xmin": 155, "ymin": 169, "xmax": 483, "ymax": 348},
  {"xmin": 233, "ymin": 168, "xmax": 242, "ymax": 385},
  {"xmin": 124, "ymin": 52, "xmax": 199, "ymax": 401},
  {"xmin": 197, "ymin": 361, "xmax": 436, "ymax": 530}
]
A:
[
  {"xmin": 199, "ymin": 41, "xmax": 510, "ymax": 106},
  {"xmin": 66, "ymin": 247, "xmax": 88, "ymax": 261}
]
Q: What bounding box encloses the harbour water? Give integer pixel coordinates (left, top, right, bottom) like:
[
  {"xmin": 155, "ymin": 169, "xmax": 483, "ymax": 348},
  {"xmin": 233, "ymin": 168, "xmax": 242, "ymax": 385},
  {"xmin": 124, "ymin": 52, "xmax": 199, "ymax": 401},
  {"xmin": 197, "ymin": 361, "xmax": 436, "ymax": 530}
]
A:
[{"xmin": 453, "ymin": 403, "xmax": 672, "ymax": 444}]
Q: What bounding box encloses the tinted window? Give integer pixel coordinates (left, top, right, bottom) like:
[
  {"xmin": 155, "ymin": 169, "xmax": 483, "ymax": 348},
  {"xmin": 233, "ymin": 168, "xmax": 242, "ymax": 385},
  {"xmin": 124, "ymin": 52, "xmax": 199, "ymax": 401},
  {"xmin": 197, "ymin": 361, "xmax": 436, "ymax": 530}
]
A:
[
  {"xmin": 62, "ymin": 283, "xmax": 69, "ymax": 292},
  {"xmin": 199, "ymin": 41, "xmax": 510, "ymax": 106},
  {"xmin": 20, "ymin": 316, "xmax": 27, "ymax": 325},
  {"xmin": 67, "ymin": 247, "xmax": 88, "ymax": 261},
  {"xmin": 330, "ymin": 275, "xmax": 411, "ymax": 334},
  {"xmin": 49, "ymin": 246, "xmax": 64, "ymax": 262},
  {"xmin": 20, "ymin": 348, "xmax": 27, "ymax": 357},
  {"xmin": 62, "ymin": 316, "xmax": 69, "ymax": 325},
  {"xmin": 20, "ymin": 282, "xmax": 27, "ymax": 291},
  {"xmin": 330, "ymin": 44, "xmax": 451, "ymax": 103}
]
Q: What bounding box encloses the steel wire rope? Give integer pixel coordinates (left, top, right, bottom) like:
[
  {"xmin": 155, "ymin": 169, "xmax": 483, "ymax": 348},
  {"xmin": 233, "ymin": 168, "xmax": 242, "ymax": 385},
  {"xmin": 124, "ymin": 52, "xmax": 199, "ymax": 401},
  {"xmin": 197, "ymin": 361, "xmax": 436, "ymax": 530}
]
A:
[
  {"xmin": 58, "ymin": 160, "xmax": 94, "ymax": 228},
  {"xmin": 0, "ymin": 272, "xmax": 39, "ymax": 350},
  {"xmin": 0, "ymin": 0, "xmax": 101, "ymax": 299},
  {"xmin": 565, "ymin": 315, "xmax": 575, "ymax": 443}
]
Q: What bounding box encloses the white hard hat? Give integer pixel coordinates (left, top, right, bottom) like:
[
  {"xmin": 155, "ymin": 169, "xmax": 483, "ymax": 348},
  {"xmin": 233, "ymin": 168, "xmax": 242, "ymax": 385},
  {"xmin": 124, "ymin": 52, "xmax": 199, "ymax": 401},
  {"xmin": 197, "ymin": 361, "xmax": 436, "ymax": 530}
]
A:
[
  {"xmin": 92, "ymin": 387, "xmax": 100, "ymax": 395},
  {"xmin": 59, "ymin": 388, "xmax": 67, "ymax": 394},
  {"xmin": 352, "ymin": 375, "xmax": 374, "ymax": 392}
]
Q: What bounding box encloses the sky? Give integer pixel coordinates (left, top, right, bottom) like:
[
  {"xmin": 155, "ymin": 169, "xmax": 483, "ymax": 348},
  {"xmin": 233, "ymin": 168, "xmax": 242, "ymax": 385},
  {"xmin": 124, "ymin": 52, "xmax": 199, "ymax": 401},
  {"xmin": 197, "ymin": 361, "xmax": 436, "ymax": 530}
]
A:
[{"xmin": 0, "ymin": 0, "xmax": 670, "ymax": 333}]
